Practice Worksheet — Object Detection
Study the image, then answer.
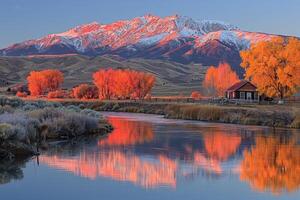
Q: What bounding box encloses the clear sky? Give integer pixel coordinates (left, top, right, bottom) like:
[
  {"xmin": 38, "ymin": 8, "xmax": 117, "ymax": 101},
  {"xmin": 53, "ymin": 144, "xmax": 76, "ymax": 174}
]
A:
[{"xmin": 0, "ymin": 0, "xmax": 299, "ymax": 48}]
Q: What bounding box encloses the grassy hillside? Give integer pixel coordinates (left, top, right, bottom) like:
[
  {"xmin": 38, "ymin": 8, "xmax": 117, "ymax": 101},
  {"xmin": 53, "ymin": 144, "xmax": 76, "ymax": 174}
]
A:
[{"xmin": 0, "ymin": 55, "xmax": 209, "ymax": 96}]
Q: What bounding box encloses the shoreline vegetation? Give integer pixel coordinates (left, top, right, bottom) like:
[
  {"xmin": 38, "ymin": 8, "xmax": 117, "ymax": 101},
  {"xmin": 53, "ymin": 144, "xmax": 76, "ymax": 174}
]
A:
[
  {"xmin": 1, "ymin": 95, "xmax": 299, "ymax": 162},
  {"xmin": 30, "ymin": 98, "xmax": 299, "ymax": 129},
  {"xmin": 0, "ymin": 96, "xmax": 113, "ymax": 161}
]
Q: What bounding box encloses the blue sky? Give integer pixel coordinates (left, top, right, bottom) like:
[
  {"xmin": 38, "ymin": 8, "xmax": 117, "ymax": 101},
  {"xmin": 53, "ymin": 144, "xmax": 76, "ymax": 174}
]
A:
[{"xmin": 0, "ymin": 0, "xmax": 299, "ymax": 48}]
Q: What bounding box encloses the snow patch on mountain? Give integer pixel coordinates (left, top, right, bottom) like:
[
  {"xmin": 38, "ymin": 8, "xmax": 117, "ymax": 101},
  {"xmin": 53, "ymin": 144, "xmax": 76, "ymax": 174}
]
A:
[
  {"xmin": 220, "ymin": 31, "xmax": 250, "ymax": 49},
  {"xmin": 138, "ymin": 33, "xmax": 169, "ymax": 45},
  {"xmin": 175, "ymin": 16, "xmax": 239, "ymax": 37}
]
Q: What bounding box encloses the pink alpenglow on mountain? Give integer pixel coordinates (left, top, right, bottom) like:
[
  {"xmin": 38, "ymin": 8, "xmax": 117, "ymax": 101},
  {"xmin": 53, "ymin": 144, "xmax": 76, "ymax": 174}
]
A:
[{"xmin": 0, "ymin": 14, "xmax": 275, "ymax": 69}]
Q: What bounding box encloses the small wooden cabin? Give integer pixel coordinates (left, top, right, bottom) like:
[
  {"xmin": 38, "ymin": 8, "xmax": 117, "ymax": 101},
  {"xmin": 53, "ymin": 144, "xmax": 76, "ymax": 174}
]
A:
[{"xmin": 226, "ymin": 80, "xmax": 259, "ymax": 101}]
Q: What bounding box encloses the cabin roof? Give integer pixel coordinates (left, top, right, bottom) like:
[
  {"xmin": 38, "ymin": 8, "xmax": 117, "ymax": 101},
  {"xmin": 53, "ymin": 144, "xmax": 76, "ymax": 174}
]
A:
[{"xmin": 226, "ymin": 80, "xmax": 256, "ymax": 92}]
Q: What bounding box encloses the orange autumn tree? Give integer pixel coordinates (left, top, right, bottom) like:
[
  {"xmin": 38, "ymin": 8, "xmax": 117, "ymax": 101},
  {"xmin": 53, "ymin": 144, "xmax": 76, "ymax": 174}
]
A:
[
  {"xmin": 240, "ymin": 37, "xmax": 300, "ymax": 99},
  {"xmin": 240, "ymin": 136, "xmax": 300, "ymax": 194},
  {"xmin": 202, "ymin": 62, "xmax": 240, "ymax": 97},
  {"xmin": 129, "ymin": 71, "xmax": 156, "ymax": 100},
  {"xmin": 93, "ymin": 68, "xmax": 155, "ymax": 100},
  {"xmin": 72, "ymin": 84, "xmax": 99, "ymax": 99},
  {"xmin": 27, "ymin": 69, "xmax": 64, "ymax": 96},
  {"xmin": 113, "ymin": 69, "xmax": 134, "ymax": 99},
  {"xmin": 93, "ymin": 68, "xmax": 115, "ymax": 100}
]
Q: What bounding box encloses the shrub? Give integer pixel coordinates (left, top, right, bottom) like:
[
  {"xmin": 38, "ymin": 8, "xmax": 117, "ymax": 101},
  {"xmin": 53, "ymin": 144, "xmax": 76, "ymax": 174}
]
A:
[
  {"xmin": 0, "ymin": 113, "xmax": 40, "ymax": 142},
  {"xmin": 28, "ymin": 108, "xmax": 100, "ymax": 139},
  {"xmin": 72, "ymin": 84, "xmax": 98, "ymax": 99},
  {"xmin": 65, "ymin": 105, "xmax": 81, "ymax": 112},
  {"xmin": 0, "ymin": 123, "xmax": 13, "ymax": 141},
  {"xmin": 80, "ymin": 109, "xmax": 102, "ymax": 118},
  {"xmin": 47, "ymin": 90, "xmax": 67, "ymax": 99},
  {"xmin": 0, "ymin": 105, "xmax": 14, "ymax": 114},
  {"xmin": 0, "ymin": 96, "xmax": 24, "ymax": 107},
  {"xmin": 190, "ymin": 91, "xmax": 202, "ymax": 100},
  {"xmin": 111, "ymin": 103, "xmax": 120, "ymax": 111},
  {"xmin": 291, "ymin": 112, "xmax": 300, "ymax": 129},
  {"xmin": 16, "ymin": 91, "xmax": 28, "ymax": 98},
  {"xmin": 22, "ymin": 103, "xmax": 39, "ymax": 111}
]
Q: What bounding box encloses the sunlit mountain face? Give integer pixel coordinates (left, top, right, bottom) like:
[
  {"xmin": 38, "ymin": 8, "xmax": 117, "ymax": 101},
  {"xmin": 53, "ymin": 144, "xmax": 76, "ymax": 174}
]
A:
[
  {"xmin": 37, "ymin": 114, "xmax": 300, "ymax": 194},
  {"xmin": 0, "ymin": 15, "xmax": 278, "ymax": 72}
]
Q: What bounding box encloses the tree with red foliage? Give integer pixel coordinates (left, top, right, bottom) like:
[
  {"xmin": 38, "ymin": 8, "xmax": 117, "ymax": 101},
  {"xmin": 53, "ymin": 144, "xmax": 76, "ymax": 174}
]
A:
[
  {"xmin": 93, "ymin": 69, "xmax": 115, "ymax": 100},
  {"xmin": 72, "ymin": 84, "xmax": 99, "ymax": 99},
  {"xmin": 129, "ymin": 71, "xmax": 156, "ymax": 100},
  {"xmin": 202, "ymin": 62, "xmax": 239, "ymax": 97},
  {"xmin": 113, "ymin": 69, "xmax": 133, "ymax": 99},
  {"xmin": 16, "ymin": 91, "xmax": 28, "ymax": 98},
  {"xmin": 190, "ymin": 91, "xmax": 202, "ymax": 100},
  {"xmin": 27, "ymin": 69, "xmax": 64, "ymax": 96},
  {"xmin": 93, "ymin": 68, "xmax": 155, "ymax": 100}
]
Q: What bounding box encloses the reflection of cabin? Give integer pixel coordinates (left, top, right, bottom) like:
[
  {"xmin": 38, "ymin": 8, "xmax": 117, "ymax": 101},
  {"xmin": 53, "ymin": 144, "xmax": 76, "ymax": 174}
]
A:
[{"xmin": 226, "ymin": 80, "xmax": 259, "ymax": 101}]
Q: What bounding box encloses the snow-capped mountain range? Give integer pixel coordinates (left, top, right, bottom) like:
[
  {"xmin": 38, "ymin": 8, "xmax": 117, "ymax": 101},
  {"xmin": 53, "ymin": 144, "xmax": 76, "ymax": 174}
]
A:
[{"xmin": 0, "ymin": 14, "xmax": 277, "ymax": 69}]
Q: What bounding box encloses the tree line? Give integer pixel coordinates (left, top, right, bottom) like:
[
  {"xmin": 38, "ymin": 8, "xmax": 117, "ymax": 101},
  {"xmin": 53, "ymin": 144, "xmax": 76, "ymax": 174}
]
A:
[{"xmin": 22, "ymin": 68, "xmax": 155, "ymax": 100}]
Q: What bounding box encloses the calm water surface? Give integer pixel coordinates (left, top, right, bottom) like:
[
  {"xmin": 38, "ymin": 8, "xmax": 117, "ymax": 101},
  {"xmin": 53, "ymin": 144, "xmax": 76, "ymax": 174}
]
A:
[{"xmin": 1, "ymin": 112, "xmax": 300, "ymax": 200}]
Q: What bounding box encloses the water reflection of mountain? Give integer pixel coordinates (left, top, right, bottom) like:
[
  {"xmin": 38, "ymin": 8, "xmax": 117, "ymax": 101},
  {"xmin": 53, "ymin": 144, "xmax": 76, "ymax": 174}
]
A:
[{"xmin": 39, "ymin": 116, "xmax": 300, "ymax": 192}]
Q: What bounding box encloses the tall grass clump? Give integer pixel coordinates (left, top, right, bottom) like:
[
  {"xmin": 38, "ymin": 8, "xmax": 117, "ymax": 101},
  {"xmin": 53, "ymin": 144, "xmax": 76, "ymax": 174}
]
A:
[
  {"xmin": 0, "ymin": 96, "xmax": 24, "ymax": 108},
  {"xmin": 0, "ymin": 106, "xmax": 110, "ymax": 143},
  {"xmin": 27, "ymin": 108, "xmax": 104, "ymax": 139},
  {"xmin": 291, "ymin": 111, "xmax": 300, "ymax": 129},
  {"xmin": 0, "ymin": 113, "xmax": 40, "ymax": 143},
  {"xmin": 165, "ymin": 104, "xmax": 224, "ymax": 121}
]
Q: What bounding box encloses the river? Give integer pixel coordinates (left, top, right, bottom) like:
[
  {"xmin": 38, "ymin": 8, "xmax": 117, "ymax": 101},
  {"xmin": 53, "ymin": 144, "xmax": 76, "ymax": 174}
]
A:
[{"xmin": 0, "ymin": 112, "xmax": 299, "ymax": 200}]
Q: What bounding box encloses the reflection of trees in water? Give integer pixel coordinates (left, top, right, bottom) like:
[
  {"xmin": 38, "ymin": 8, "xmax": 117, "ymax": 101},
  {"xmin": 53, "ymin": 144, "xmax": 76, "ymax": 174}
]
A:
[
  {"xmin": 40, "ymin": 148, "xmax": 228, "ymax": 188},
  {"xmin": 0, "ymin": 159, "xmax": 26, "ymax": 185},
  {"xmin": 98, "ymin": 117, "xmax": 154, "ymax": 146},
  {"xmin": 39, "ymin": 118, "xmax": 246, "ymax": 188},
  {"xmin": 40, "ymin": 151, "xmax": 177, "ymax": 188},
  {"xmin": 38, "ymin": 117, "xmax": 300, "ymax": 192},
  {"xmin": 203, "ymin": 132, "xmax": 241, "ymax": 161},
  {"xmin": 240, "ymin": 135, "xmax": 300, "ymax": 194}
]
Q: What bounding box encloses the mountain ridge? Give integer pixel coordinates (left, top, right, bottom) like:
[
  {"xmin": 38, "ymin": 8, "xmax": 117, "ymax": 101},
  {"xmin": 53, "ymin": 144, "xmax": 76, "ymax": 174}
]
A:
[{"xmin": 0, "ymin": 14, "xmax": 287, "ymax": 74}]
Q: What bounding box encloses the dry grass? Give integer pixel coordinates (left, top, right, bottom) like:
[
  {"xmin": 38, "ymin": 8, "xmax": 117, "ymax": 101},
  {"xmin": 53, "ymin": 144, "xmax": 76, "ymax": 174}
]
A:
[
  {"xmin": 49, "ymin": 98, "xmax": 298, "ymax": 128},
  {"xmin": 164, "ymin": 104, "xmax": 295, "ymax": 127},
  {"xmin": 291, "ymin": 111, "xmax": 300, "ymax": 129},
  {"xmin": 165, "ymin": 104, "xmax": 223, "ymax": 121}
]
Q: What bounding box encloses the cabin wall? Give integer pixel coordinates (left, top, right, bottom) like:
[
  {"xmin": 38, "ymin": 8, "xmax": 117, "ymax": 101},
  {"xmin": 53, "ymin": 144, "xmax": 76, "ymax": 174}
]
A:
[{"xmin": 227, "ymin": 91, "xmax": 259, "ymax": 100}]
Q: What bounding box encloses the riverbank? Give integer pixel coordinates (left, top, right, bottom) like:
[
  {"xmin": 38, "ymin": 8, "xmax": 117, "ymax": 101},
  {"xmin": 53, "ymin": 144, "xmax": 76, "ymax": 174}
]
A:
[
  {"xmin": 46, "ymin": 99, "xmax": 300, "ymax": 129},
  {"xmin": 0, "ymin": 96, "xmax": 113, "ymax": 161}
]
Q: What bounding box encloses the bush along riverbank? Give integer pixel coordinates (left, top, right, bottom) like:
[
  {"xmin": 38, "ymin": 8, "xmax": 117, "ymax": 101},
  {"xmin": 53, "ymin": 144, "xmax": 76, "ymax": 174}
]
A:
[
  {"xmin": 56, "ymin": 100, "xmax": 299, "ymax": 129},
  {"xmin": 0, "ymin": 96, "xmax": 113, "ymax": 161}
]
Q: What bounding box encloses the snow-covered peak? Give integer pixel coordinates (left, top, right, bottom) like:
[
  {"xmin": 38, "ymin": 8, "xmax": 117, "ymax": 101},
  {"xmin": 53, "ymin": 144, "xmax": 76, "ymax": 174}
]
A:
[
  {"xmin": 173, "ymin": 15, "xmax": 239, "ymax": 37},
  {"xmin": 56, "ymin": 22, "xmax": 102, "ymax": 37},
  {"xmin": 0, "ymin": 14, "xmax": 274, "ymax": 57}
]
